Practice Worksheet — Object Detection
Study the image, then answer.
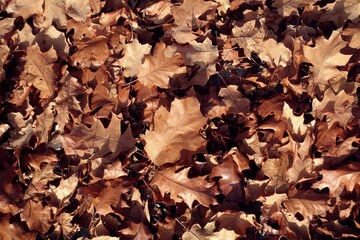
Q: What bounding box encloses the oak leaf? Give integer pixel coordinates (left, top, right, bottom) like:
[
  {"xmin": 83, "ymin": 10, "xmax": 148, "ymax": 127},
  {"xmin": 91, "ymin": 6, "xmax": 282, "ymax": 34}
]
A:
[
  {"xmin": 283, "ymin": 190, "xmax": 328, "ymax": 220},
  {"xmin": 54, "ymin": 71, "xmax": 85, "ymax": 133},
  {"xmin": 20, "ymin": 199, "xmax": 52, "ymax": 234},
  {"xmin": 21, "ymin": 44, "xmax": 58, "ymax": 100},
  {"xmin": 6, "ymin": 0, "xmax": 43, "ymax": 20},
  {"xmin": 313, "ymin": 162, "xmax": 360, "ymax": 196},
  {"xmin": 312, "ymin": 88, "xmax": 356, "ymax": 127},
  {"xmin": 174, "ymin": 38, "xmax": 218, "ymax": 86},
  {"xmin": 210, "ymin": 148, "xmax": 248, "ymax": 202},
  {"xmin": 79, "ymin": 177, "xmax": 133, "ymax": 216},
  {"xmin": 117, "ymin": 200, "xmax": 152, "ymax": 239},
  {"xmin": 33, "ymin": 102, "xmax": 55, "ymax": 145},
  {"xmin": 218, "ymin": 85, "xmax": 251, "ymax": 114},
  {"xmin": 213, "ymin": 211, "xmax": 262, "ymax": 237},
  {"xmin": 143, "ymin": 96, "xmax": 207, "ymax": 166},
  {"xmin": 303, "ymin": 29, "xmax": 351, "ymax": 92},
  {"xmin": 262, "ymin": 156, "xmax": 289, "ymax": 194},
  {"xmin": 137, "ymin": 42, "xmax": 186, "ymax": 89},
  {"xmin": 273, "ymin": 0, "xmax": 317, "ymax": 16},
  {"xmin": 282, "ymin": 102, "xmax": 311, "ymax": 141},
  {"xmin": 71, "ymin": 36, "xmax": 110, "ymax": 69},
  {"xmin": 0, "ymin": 214, "xmax": 37, "ymax": 240},
  {"xmin": 33, "ymin": 0, "xmax": 67, "ymax": 29},
  {"xmin": 150, "ymin": 166, "xmax": 217, "ymax": 207},
  {"xmin": 319, "ymin": 0, "xmax": 360, "ymax": 27},
  {"xmin": 141, "ymin": 1, "xmax": 172, "ymax": 25},
  {"xmin": 63, "ymin": 113, "xmax": 136, "ymax": 159},
  {"xmin": 164, "ymin": 0, "xmax": 217, "ymax": 44},
  {"xmin": 65, "ymin": 0, "xmax": 92, "ymax": 23},
  {"xmin": 253, "ymin": 38, "xmax": 292, "ymax": 68},
  {"xmin": 122, "ymin": 38, "xmax": 151, "ymax": 77}
]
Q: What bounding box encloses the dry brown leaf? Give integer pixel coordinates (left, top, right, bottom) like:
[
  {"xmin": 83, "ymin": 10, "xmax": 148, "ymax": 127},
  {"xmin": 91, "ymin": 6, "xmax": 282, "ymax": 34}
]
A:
[
  {"xmin": 79, "ymin": 177, "xmax": 133, "ymax": 216},
  {"xmin": 150, "ymin": 166, "xmax": 217, "ymax": 207},
  {"xmin": 137, "ymin": 42, "xmax": 186, "ymax": 89},
  {"xmin": 165, "ymin": 0, "xmax": 217, "ymax": 44},
  {"xmin": 63, "ymin": 113, "xmax": 136, "ymax": 159},
  {"xmin": 6, "ymin": 0, "xmax": 43, "ymax": 20},
  {"xmin": 71, "ymin": 36, "xmax": 110, "ymax": 69},
  {"xmin": 283, "ymin": 190, "xmax": 328, "ymax": 221},
  {"xmin": 210, "ymin": 148, "xmax": 248, "ymax": 201},
  {"xmin": 122, "ymin": 38, "xmax": 151, "ymax": 77},
  {"xmin": 312, "ymin": 88, "xmax": 357, "ymax": 127},
  {"xmin": 33, "ymin": 103, "xmax": 55, "ymax": 145},
  {"xmin": 33, "ymin": 0, "xmax": 67, "ymax": 29},
  {"xmin": 303, "ymin": 29, "xmax": 351, "ymax": 92},
  {"xmin": 218, "ymin": 85, "xmax": 251, "ymax": 114},
  {"xmin": 65, "ymin": 0, "xmax": 92, "ymax": 22},
  {"xmin": 273, "ymin": 0, "xmax": 317, "ymax": 16},
  {"xmin": 20, "ymin": 199, "xmax": 52, "ymax": 234},
  {"xmin": 144, "ymin": 96, "xmax": 207, "ymax": 166},
  {"xmin": 262, "ymin": 156, "xmax": 289, "ymax": 194},
  {"xmin": 0, "ymin": 214, "xmax": 37, "ymax": 240},
  {"xmin": 319, "ymin": 0, "xmax": 360, "ymax": 27},
  {"xmin": 213, "ymin": 211, "xmax": 262, "ymax": 237},
  {"xmin": 313, "ymin": 162, "xmax": 360, "ymax": 196},
  {"xmin": 174, "ymin": 38, "xmax": 218, "ymax": 86},
  {"xmin": 21, "ymin": 44, "xmax": 58, "ymax": 100}
]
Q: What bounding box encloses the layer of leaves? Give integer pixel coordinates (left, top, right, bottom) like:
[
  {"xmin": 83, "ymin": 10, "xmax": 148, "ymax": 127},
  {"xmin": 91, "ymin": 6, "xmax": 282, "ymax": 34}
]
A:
[{"xmin": 0, "ymin": 0, "xmax": 359, "ymax": 239}]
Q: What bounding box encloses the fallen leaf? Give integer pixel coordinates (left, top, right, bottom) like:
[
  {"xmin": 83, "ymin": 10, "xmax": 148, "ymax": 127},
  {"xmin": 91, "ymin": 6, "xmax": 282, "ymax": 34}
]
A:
[
  {"xmin": 144, "ymin": 96, "xmax": 207, "ymax": 166},
  {"xmin": 150, "ymin": 166, "xmax": 217, "ymax": 207},
  {"xmin": 137, "ymin": 42, "xmax": 186, "ymax": 89},
  {"xmin": 21, "ymin": 44, "xmax": 58, "ymax": 100}
]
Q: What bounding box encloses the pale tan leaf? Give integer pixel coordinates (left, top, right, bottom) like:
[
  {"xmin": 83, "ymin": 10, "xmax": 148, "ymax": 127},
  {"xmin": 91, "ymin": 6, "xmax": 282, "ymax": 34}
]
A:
[
  {"xmin": 137, "ymin": 42, "xmax": 186, "ymax": 89},
  {"xmin": 34, "ymin": 0, "xmax": 67, "ymax": 29},
  {"xmin": 183, "ymin": 221, "xmax": 240, "ymax": 240},
  {"xmin": 65, "ymin": 0, "xmax": 91, "ymax": 22},
  {"xmin": 303, "ymin": 29, "xmax": 351, "ymax": 92},
  {"xmin": 144, "ymin": 96, "xmax": 207, "ymax": 166},
  {"xmin": 6, "ymin": 0, "xmax": 43, "ymax": 20},
  {"xmin": 122, "ymin": 38, "xmax": 151, "ymax": 77}
]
